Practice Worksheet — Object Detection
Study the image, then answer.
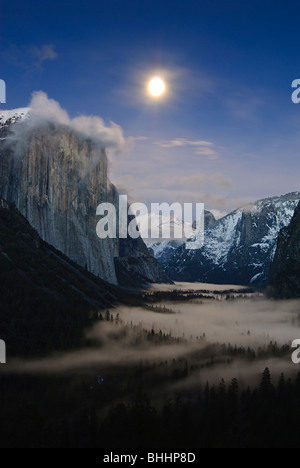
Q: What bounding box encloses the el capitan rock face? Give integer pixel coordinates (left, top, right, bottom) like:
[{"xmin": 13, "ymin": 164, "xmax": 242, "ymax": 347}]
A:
[
  {"xmin": 0, "ymin": 109, "xmax": 169, "ymax": 286},
  {"xmin": 267, "ymin": 202, "xmax": 300, "ymax": 298}
]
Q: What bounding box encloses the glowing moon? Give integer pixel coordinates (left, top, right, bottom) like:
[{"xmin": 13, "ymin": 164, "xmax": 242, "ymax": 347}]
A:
[{"xmin": 148, "ymin": 77, "xmax": 166, "ymax": 97}]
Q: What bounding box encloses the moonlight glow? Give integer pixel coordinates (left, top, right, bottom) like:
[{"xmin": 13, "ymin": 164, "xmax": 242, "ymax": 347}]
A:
[{"xmin": 148, "ymin": 77, "xmax": 166, "ymax": 97}]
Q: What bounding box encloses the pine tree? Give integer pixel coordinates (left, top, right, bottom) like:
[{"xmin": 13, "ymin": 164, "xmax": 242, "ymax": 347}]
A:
[
  {"xmin": 229, "ymin": 378, "xmax": 239, "ymax": 397},
  {"xmin": 259, "ymin": 367, "xmax": 274, "ymax": 397},
  {"xmin": 277, "ymin": 373, "xmax": 286, "ymax": 398}
]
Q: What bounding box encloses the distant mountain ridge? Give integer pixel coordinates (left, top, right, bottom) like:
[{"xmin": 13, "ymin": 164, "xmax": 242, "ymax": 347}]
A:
[
  {"xmin": 138, "ymin": 212, "xmax": 196, "ymax": 244},
  {"xmin": 152, "ymin": 192, "xmax": 300, "ymax": 286},
  {"xmin": 149, "ymin": 210, "xmax": 216, "ymax": 273}
]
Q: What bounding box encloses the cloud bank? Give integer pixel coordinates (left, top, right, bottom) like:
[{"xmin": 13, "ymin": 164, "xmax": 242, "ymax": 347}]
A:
[
  {"xmin": 29, "ymin": 91, "xmax": 126, "ymax": 152},
  {"xmin": 155, "ymin": 138, "xmax": 219, "ymax": 160}
]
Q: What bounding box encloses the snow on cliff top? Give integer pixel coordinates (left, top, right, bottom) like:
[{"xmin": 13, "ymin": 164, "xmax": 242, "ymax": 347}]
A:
[
  {"xmin": 137, "ymin": 212, "xmax": 195, "ymax": 244},
  {"xmin": 0, "ymin": 108, "xmax": 31, "ymax": 127}
]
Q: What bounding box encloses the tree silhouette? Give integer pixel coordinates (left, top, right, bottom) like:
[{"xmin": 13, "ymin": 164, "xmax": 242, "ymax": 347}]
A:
[{"xmin": 260, "ymin": 367, "xmax": 274, "ymax": 397}]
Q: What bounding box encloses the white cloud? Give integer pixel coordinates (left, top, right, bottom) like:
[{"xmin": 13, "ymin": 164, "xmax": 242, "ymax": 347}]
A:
[
  {"xmin": 109, "ymin": 136, "xmax": 239, "ymax": 213},
  {"xmin": 194, "ymin": 148, "xmax": 219, "ymax": 159},
  {"xmin": 29, "ymin": 45, "xmax": 58, "ymax": 69},
  {"xmin": 134, "ymin": 136, "xmax": 149, "ymax": 141},
  {"xmin": 210, "ymin": 209, "xmax": 228, "ymax": 220},
  {"xmin": 154, "ymin": 138, "xmax": 219, "ymax": 160},
  {"xmin": 30, "ymin": 91, "xmax": 69, "ymax": 124},
  {"xmin": 71, "ymin": 116, "xmax": 125, "ymax": 152},
  {"xmin": 0, "ymin": 44, "xmax": 58, "ymax": 71},
  {"xmin": 155, "ymin": 138, "xmax": 213, "ymax": 148},
  {"xmin": 155, "ymin": 139, "xmax": 187, "ymax": 148},
  {"xmin": 187, "ymin": 140, "xmax": 214, "ymax": 147},
  {"xmin": 32, "ymin": 45, "xmax": 57, "ymax": 62},
  {"xmin": 29, "ymin": 91, "xmax": 126, "ymax": 152}
]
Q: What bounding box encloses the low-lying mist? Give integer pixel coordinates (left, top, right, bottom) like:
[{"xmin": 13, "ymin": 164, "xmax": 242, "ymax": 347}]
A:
[
  {"xmin": 3, "ymin": 294, "xmax": 300, "ymax": 390},
  {"xmin": 118, "ymin": 297, "xmax": 300, "ymax": 347}
]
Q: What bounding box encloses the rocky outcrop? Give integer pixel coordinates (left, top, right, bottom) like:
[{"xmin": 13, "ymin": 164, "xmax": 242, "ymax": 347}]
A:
[
  {"xmin": 116, "ymin": 236, "xmax": 170, "ymax": 287},
  {"xmin": 267, "ymin": 202, "xmax": 300, "ymax": 298},
  {"xmin": 193, "ymin": 210, "xmax": 216, "ymax": 230},
  {"xmin": 0, "ymin": 110, "xmax": 168, "ymax": 285},
  {"xmin": 153, "ymin": 193, "xmax": 300, "ymax": 286}
]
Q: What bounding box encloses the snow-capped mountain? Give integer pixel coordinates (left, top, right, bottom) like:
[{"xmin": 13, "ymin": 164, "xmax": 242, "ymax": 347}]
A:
[
  {"xmin": 153, "ymin": 192, "xmax": 300, "ymax": 286},
  {"xmin": 146, "ymin": 210, "xmax": 216, "ymax": 266},
  {"xmin": 137, "ymin": 212, "xmax": 196, "ymax": 244},
  {"xmin": 0, "ymin": 108, "xmax": 30, "ymax": 128}
]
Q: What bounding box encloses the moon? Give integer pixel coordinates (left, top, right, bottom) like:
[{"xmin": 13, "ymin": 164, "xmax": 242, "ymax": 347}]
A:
[{"xmin": 148, "ymin": 77, "xmax": 166, "ymax": 97}]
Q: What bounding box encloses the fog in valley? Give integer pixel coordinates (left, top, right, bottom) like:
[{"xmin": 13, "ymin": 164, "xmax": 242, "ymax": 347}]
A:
[
  {"xmin": 118, "ymin": 297, "xmax": 300, "ymax": 347},
  {"xmin": 4, "ymin": 284, "xmax": 300, "ymax": 391}
]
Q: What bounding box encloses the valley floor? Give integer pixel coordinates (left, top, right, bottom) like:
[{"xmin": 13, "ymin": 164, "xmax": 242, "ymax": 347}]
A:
[{"xmin": 1, "ymin": 283, "xmax": 299, "ymax": 448}]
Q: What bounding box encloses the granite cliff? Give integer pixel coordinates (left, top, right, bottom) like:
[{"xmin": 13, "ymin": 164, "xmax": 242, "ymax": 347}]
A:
[
  {"xmin": 0, "ymin": 198, "xmax": 120, "ymax": 355},
  {"xmin": 268, "ymin": 202, "xmax": 300, "ymax": 298},
  {"xmin": 0, "ymin": 109, "xmax": 169, "ymax": 286}
]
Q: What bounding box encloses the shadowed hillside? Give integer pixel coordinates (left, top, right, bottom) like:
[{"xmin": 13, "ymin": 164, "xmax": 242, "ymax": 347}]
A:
[
  {"xmin": 268, "ymin": 202, "xmax": 300, "ymax": 298},
  {"xmin": 0, "ymin": 199, "xmax": 121, "ymax": 356}
]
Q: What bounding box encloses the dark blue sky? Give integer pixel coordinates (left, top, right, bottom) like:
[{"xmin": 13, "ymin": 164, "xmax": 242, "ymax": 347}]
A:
[{"xmin": 1, "ymin": 0, "xmax": 300, "ymax": 212}]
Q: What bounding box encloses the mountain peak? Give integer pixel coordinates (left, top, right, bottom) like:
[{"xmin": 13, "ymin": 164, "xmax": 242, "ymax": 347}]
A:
[
  {"xmin": 0, "ymin": 108, "xmax": 31, "ymax": 128},
  {"xmin": 152, "ymin": 191, "xmax": 300, "ymax": 287}
]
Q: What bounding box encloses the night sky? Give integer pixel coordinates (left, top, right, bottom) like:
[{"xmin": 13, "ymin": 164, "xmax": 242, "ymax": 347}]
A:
[{"xmin": 1, "ymin": 0, "xmax": 300, "ymax": 213}]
